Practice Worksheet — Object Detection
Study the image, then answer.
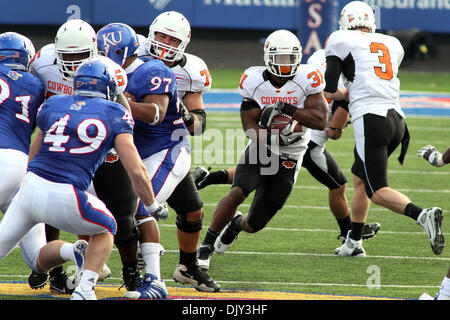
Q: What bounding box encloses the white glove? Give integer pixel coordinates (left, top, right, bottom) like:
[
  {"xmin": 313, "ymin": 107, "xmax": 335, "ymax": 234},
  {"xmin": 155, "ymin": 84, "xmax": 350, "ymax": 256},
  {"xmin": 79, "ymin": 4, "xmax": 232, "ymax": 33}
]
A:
[
  {"xmin": 417, "ymin": 145, "xmax": 445, "ymax": 167},
  {"xmin": 144, "ymin": 202, "xmax": 169, "ymax": 220}
]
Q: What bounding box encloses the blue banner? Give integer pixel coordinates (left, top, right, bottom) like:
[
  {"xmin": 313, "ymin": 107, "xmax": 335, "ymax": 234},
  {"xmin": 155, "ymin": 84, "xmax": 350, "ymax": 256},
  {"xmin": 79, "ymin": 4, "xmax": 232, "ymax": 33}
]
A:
[
  {"xmin": 1, "ymin": 0, "xmax": 449, "ymax": 61},
  {"xmin": 1, "ymin": 0, "xmax": 449, "ymax": 34}
]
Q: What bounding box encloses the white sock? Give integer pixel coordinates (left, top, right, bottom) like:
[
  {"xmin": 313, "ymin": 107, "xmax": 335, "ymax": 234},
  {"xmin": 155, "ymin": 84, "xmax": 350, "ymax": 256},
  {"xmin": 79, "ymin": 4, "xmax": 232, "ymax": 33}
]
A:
[
  {"xmin": 437, "ymin": 276, "xmax": 450, "ymax": 300},
  {"xmin": 140, "ymin": 242, "xmax": 164, "ymax": 279},
  {"xmin": 78, "ymin": 269, "xmax": 99, "ymax": 292},
  {"xmin": 59, "ymin": 243, "xmax": 75, "ymax": 262}
]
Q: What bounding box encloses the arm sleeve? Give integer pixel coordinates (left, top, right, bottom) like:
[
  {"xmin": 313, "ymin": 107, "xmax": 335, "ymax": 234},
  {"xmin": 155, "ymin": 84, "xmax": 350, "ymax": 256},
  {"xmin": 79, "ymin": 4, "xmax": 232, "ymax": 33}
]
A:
[
  {"xmin": 324, "ymin": 55, "xmax": 342, "ymax": 93},
  {"xmin": 240, "ymin": 99, "xmax": 260, "ymax": 112}
]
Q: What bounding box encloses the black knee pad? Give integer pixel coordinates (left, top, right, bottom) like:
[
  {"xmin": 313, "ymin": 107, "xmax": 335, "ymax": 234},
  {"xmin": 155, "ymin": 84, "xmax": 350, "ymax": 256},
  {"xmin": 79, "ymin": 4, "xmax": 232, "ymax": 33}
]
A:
[
  {"xmin": 167, "ymin": 172, "xmax": 203, "ymax": 214},
  {"xmin": 176, "ymin": 212, "xmax": 203, "ymax": 233}
]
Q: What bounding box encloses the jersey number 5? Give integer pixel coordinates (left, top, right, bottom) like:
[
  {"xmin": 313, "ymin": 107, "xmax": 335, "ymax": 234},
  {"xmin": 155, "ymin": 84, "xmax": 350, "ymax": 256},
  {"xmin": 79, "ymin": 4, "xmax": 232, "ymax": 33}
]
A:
[{"xmin": 370, "ymin": 42, "xmax": 393, "ymax": 80}]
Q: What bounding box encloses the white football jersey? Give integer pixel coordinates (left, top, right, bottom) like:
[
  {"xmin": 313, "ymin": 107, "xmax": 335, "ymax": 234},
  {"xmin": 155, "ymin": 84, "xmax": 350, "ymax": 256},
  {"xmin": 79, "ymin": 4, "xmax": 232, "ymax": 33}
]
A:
[
  {"xmin": 325, "ymin": 30, "xmax": 404, "ymax": 121},
  {"xmin": 307, "ymin": 49, "xmax": 347, "ymax": 147},
  {"xmin": 137, "ymin": 35, "xmax": 212, "ymax": 99},
  {"xmin": 30, "ymin": 44, "xmax": 128, "ymax": 99},
  {"xmin": 239, "ymin": 64, "xmax": 325, "ymax": 158},
  {"xmin": 30, "ymin": 43, "xmax": 73, "ymax": 98}
]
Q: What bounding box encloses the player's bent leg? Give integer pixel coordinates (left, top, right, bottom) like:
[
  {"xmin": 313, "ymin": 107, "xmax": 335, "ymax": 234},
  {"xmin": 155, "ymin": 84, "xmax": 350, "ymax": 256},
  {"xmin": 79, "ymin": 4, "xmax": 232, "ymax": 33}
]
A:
[
  {"xmin": 371, "ymin": 187, "xmax": 411, "ymax": 215},
  {"xmin": 72, "ymin": 232, "xmax": 113, "ymax": 300}
]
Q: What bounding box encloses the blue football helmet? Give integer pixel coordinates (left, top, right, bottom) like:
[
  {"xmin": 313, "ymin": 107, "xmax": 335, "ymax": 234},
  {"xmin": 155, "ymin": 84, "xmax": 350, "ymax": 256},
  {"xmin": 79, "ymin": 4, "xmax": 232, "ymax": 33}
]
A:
[
  {"xmin": 0, "ymin": 32, "xmax": 35, "ymax": 71},
  {"xmin": 73, "ymin": 57, "xmax": 118, "ymax": 101},
  {"xmin": 97, "ymin": 23, "xmax": 139, "ymax": 67}
]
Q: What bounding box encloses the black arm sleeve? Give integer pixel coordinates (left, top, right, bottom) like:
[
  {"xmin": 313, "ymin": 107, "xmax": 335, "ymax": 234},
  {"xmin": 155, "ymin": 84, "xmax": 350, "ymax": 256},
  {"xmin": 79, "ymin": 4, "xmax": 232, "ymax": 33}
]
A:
[
  {"xmin": 331, "ymin": 99, "xmax": 349, "ymax": 115},
  {"xmin": 324, "ymin": 55, "xmax": 343, "ymax": 93},
  {"xmin": 240, "ymin": 99, "xmax": 260, "ymax": 111}
]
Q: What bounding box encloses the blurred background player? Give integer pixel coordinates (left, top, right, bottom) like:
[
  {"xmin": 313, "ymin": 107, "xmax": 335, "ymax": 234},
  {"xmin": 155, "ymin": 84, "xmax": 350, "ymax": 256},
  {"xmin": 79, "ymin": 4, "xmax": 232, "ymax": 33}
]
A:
[
  {"xmin": 97, "ymin": 22, "xmax": 169, "ymax": 299},
  {"xmin": 0, "ymin": 57, "xmax": 160, "ymax": 300},
  {"xmin": 417, "ymin": 145, "xmax": 449, "ymax": 300},
  {"xmin": 134, "ymin": 12, "xmax": 219, "ymax": 292},
  {"xmin": 0, "ymin": 31, "xmax": 47, "ymax": 279},
  {"xmin": 324, "ymin": 1, "xmax": 444, "ymax": 257},
  {"xmin": 196, "ymin": 29, "xmax": 328, "ymax": 271}
]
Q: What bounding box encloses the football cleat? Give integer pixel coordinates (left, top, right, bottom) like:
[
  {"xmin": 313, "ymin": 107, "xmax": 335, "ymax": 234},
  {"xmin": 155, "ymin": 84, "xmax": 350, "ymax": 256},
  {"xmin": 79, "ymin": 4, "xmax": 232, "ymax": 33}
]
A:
[
  {"xmin": 49, "ymin": 271, "xmax": 77, "ymax": 294},
  {"xmin": 362, "ymin": 222, "xmax": 381, "ymax": 240},
  {"xmin": 419, "ymin": 293, "xmax": 436, "ymax": 300},
  {"xmin": 337, "ymin": 222, "xmax": 381, "ymax": 244},
  {"xmin": 173, "ymin": 263, "xmax": 220, "ymax": 293},
  {"xmin": 192, "ymin": 166, "xmax": 210, "ymax": 190},
  {"xmin": 417, "ymin": 207, "xmax": 444, "ymax": 255},
  {"xmin": 28, "ymin": 271, "xmax": 48, "ymax": 289},
  {"xmin": 123, "ymin": 274, "xmax": 168, "ymax": 300},
  {"xmin": 71, "ymin": 282, "xmax": 97, "ymax": 300},
  {"xmin": 214, "ymin": 211, "xmax": 243, "ymax": 254},
  {"xmin": 335, "ymin": 231, "xmax": 366, "ymax": 257},
  {"xmin": 120, "ymin": 266, "xmax": 142, "ymax": 292},
  {"xmin": 197, "ymin": 243, "xmax": 214, "ymax": 271},
  {"xmin": 98, "ymin": 264, "xmax": 111, "ymax": 282}
]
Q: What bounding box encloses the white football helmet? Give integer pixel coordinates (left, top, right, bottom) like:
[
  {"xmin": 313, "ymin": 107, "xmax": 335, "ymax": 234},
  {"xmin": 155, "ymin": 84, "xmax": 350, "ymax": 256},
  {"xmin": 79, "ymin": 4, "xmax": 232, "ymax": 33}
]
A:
[
  {"xmin": 146, "ymin": 11, "xmax": 191, "ymax": 62},
  {"xmin": 55, "ymin": 19, "xmax": 98, "ymax": 77},
  {"xmin": 264, "ymin": 30, "xmax": 302, "ymax": 78},
  {"xmin": 339, "ymin": 1, "xmax": 376, "ymax": 33}
]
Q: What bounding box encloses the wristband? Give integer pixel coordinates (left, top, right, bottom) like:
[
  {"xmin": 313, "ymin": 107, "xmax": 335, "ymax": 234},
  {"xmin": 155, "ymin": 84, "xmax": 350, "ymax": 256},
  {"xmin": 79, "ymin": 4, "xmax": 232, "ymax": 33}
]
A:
[
  {"xmin": 282, "ymin": 103, "xmax": 297, "ymax": 117},
  {"xmin": 329, "ymin": 127, "xmax": 342, "ymax": 132},
  {"xmin": 144, "ymin": 201, "xmax": 159, "ymax": 214},
  {"xmin": 149, "ymin": 103, "xmax": 160, "ymax": 125}
]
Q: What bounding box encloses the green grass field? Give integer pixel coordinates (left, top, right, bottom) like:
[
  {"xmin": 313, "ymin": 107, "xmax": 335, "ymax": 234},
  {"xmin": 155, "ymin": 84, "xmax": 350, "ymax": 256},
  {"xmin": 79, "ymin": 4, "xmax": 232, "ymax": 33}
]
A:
[
  {"xmin": 0, "ymin": 72, "xmax": 449, "ymax": 300},
  {"xmin": 210, "ymin": 69, "xmax": 450, "ymax": 92}
]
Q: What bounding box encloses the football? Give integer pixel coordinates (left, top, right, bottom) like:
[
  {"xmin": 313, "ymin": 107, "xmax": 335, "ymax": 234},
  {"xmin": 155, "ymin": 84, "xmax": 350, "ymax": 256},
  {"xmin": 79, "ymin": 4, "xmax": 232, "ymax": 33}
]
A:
[{"xmin": 269, "ymin": 114, "xmax": 303, "ymax": 133}]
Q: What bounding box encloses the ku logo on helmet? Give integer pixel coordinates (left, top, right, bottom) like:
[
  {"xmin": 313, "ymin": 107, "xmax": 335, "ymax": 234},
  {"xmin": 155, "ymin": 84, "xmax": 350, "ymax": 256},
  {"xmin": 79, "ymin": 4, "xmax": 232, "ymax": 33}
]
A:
[{"xmin": 101, "ymin": 31, "xmax": 124, "ymax": 46}]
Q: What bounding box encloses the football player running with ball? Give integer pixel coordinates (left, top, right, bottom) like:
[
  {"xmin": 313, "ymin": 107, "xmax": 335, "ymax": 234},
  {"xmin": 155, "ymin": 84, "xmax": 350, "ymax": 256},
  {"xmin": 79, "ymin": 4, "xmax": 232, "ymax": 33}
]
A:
[
  {"xmin": 324, "ymin": 1, "xmax": 444, "ymax": 257},
  {"xmin": 135, "ymin": 11, "xmax": 219, "ymax": 292},
  {"xmin": 195, "ymin": 49, "xmax": 381, "ymax": 266},
  {"xmin": 196, "ymin": 29, "xmax": 329, "ymax": 271}
]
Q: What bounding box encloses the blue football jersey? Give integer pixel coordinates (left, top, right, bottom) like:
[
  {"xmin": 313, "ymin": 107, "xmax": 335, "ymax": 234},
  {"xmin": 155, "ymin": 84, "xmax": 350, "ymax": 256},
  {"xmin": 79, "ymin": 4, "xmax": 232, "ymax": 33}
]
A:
[
  {"xmin": 127, "ymin": 59, "xmax": 189, "ymax": 159},
  {"xmin": 0, "ymin": 64, "xmax": 45, "ymax": 154},
  {"xmin": 28, "ymin": 95, "xmax": 134, "ymax": 190}
]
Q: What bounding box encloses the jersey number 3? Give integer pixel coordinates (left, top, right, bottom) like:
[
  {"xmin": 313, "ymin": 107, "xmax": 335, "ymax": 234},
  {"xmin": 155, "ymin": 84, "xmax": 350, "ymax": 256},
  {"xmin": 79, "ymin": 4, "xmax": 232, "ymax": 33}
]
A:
[{"xmin": 370, "ymin": 42, "xmax": 393, "ymax": 80}]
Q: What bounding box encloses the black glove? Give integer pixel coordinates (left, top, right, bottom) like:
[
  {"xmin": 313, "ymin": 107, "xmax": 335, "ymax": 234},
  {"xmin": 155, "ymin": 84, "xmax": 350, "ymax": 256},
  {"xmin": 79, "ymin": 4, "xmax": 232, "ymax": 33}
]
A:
[
  {"xmin": 179, "ymin": 102, "xmax": 195, "ymax": 127},
  {"xmin": 259, "ymin": 102, "xmax": 282, "ymax": 128},
  {"xmin": 259, "ymin": 101, "xmax": 297, "ymax": 128}
]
